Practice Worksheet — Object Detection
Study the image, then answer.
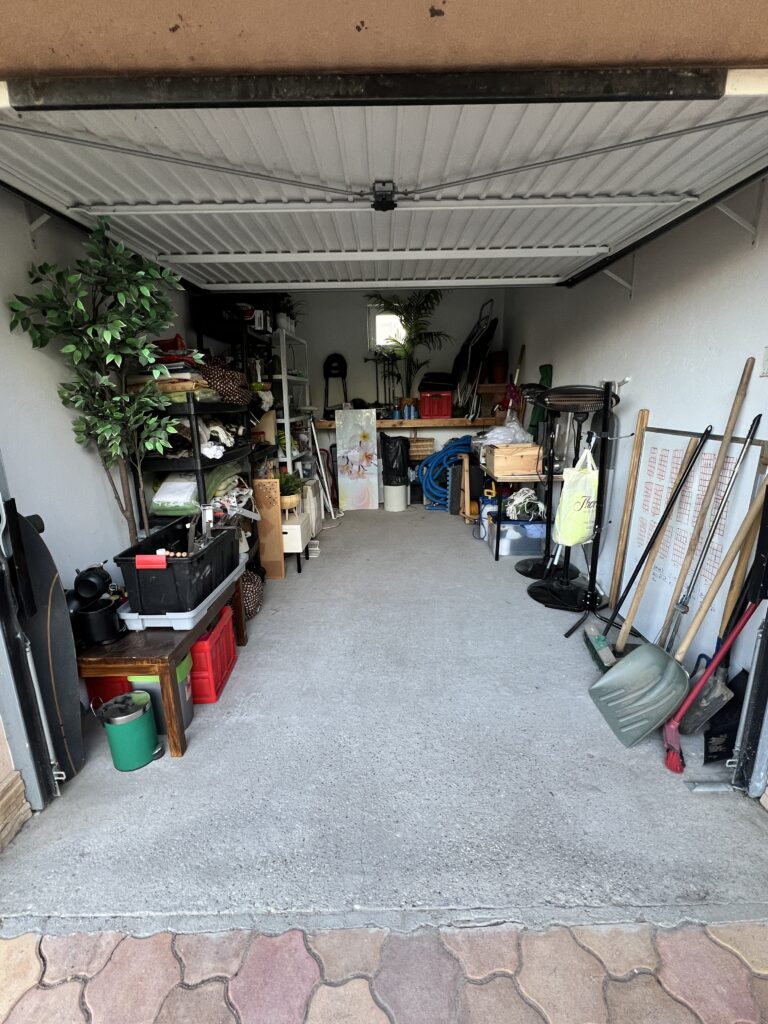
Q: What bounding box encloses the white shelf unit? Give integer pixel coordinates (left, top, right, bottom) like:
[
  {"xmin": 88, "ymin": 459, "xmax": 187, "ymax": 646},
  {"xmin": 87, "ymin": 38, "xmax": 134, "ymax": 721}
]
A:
[{"xmin": 273, "ymin": 328, "xmax": 313, "ymax": 475}]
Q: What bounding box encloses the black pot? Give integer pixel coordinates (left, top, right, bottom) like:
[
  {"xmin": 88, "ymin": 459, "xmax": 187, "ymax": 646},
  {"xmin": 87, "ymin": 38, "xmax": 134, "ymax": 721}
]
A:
[
  {"xmin": 74, "ymin": 598, "xmax": 123, "ymax": 645},
  {"xmin": 74, "ymin": 566, "xmax": 112, "ymax": 601}
]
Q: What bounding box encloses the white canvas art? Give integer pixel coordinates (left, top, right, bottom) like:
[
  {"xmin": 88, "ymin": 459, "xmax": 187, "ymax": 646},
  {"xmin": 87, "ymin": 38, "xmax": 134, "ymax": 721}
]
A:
[{"xmin": 335, "ymin": 409, "xmax": 379, "ymax": 511}]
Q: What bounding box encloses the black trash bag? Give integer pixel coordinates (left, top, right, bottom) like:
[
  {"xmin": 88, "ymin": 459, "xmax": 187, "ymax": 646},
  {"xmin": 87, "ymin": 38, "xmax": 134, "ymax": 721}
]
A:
[{"xmin": 380, "ymin": 433, "xmax": 410, "ymax": 486}]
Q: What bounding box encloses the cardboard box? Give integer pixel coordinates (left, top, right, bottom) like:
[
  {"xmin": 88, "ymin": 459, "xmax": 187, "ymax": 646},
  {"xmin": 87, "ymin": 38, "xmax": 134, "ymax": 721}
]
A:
[{"xmin": 485, "ymin": 444, "xmax": 542, "ymax": 477}]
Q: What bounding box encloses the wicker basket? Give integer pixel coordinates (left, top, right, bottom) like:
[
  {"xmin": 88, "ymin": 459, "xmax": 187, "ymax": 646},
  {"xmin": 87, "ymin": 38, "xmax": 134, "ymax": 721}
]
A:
[{"xmin": 409, "ymin": 437, "xmax": 436, "ymax": 462}]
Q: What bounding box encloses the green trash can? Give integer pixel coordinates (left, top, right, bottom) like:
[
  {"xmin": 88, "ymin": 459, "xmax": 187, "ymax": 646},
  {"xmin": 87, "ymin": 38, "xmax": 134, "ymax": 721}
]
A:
[{"xmin": 96, "ymin": 692, "xmax": 163, "ymax": 772}]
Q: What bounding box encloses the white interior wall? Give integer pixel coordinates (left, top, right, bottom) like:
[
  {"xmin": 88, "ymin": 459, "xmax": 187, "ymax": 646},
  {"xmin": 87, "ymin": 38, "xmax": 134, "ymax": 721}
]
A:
[
  {"xmin": 504, "ymin": 179, "xmax": 768, "ymax": 664},
  {"xmin": 0, "ymin": 191, "xmax": 190, "ymax": 582},
  {"xmin": 0, "ymin": 719, "xmax": 13, "ymax": 783},
  {"xmin": 295, "ymin": 288, "xmax": 508, "ymax": 410}
]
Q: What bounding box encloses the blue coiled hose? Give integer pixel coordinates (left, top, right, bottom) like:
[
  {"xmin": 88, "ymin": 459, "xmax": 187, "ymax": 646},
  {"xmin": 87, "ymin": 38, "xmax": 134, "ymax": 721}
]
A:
[{"xmin": 416, "ymin": 435, "xmax": 474, "ymax": 510}]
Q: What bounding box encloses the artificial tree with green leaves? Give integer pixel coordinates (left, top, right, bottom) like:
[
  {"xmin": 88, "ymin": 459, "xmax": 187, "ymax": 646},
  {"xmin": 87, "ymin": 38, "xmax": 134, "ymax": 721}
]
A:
[
  {"xmin": 8, "ymin": 219, "xmax": 187, "ymax": 545},
  {"xmin": 366, "ymin": 289, "xmax": 451, "ymax": 397}
]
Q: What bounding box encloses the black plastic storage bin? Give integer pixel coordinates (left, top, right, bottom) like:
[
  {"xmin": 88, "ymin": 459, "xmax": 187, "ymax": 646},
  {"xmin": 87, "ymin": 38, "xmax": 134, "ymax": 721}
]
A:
[{"xmin": 115, "ymin": 519, "xmax": 238, "ymax": 615}]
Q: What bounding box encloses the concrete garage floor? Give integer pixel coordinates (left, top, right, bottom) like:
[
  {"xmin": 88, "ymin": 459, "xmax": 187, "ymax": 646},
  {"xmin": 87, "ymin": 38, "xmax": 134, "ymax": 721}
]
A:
[{"xmin": 2, "ymin": 507, "xmax": 768, "ymax": 937}]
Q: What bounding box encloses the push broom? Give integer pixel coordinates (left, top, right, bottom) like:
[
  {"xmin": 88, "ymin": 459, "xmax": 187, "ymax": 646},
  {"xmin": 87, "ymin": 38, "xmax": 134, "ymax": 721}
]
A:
[{"xmin": 663, "ymin": 486, "xmax": 768, "ymax": 773}]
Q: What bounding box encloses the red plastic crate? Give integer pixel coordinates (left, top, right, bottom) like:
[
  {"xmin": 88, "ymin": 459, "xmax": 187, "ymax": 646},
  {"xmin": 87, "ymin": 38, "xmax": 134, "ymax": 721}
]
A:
[
  {"xmin": 190, "ymin": 605, "xmax": 237, "ymax": 704},
  {"xmin": 419, "ymin": 390, "xmax": 452, "ymax": 418}
]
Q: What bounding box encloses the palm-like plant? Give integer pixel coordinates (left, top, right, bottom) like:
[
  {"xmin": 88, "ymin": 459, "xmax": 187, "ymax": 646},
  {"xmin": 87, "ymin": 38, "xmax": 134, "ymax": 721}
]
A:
[{"xmin": 366, "ymin": 289, "xmax": 450, "ymax": 397}]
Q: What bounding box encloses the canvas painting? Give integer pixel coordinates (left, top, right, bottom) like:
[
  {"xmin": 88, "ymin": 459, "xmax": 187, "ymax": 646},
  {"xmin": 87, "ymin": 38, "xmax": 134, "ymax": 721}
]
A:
[{"xmin": 335, "ymin": 409, "xmax": 379, "ymax": 511}]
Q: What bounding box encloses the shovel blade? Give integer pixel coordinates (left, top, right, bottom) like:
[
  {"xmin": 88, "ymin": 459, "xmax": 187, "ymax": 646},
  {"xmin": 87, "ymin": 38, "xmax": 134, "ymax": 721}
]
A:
[
  {"xmin": 589, "ymin": 643, "xmax": 690, "ymax": 747},
  {"xmin": 679, "ymin": 667, "xmax": 734, "ymax": 735}
]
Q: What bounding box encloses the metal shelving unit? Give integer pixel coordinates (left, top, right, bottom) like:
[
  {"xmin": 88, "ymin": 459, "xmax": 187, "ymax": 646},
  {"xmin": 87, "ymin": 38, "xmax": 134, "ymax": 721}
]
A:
[
  {"xmin": 273, "ymin": 329, "xmax": 313, "ymax": 475},
  {"xmin": 144, "ymin": 393, "xmax": 254, "ymax": 507}
]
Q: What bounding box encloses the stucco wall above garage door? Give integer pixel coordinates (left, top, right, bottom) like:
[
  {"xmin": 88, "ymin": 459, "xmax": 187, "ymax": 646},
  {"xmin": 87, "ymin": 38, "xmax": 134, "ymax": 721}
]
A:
[{"xmin": 1, "ymin": 1, "xmax": 768, "ymax": 78}]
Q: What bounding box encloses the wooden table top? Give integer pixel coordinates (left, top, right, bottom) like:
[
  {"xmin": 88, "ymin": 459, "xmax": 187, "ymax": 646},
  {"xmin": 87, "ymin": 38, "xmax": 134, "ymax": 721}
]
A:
[
  {"xmin": 77, "ymin": 579, "xmax": 236, "ymax": 670},
  {"xmin": 484, "ymin": 471, "xmax": 564, "ymax": 483},
  {"xmin": 77, "ymin": 627, "xmax": 192, "ymax": 667}
]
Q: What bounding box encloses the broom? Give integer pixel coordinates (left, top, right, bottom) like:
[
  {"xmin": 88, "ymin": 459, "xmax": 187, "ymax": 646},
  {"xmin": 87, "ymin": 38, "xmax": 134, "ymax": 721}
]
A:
[{"xmin": 664, "ymin": 487, "xmax": 768, "ymax": 773}]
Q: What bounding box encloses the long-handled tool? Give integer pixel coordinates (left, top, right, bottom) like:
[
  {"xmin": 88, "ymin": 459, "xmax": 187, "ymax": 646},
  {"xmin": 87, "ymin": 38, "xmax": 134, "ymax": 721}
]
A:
[
  {"xmin": 720, "ymin": 444, "xmax": 768, "ymax": 629},
  {"xmin": 657, "ymin": 357, "xmax": 755, "ymax": 648},
  {"xmin": 590, "ymin": 479, "xmax": 768, "ymax": 748},
  {"xmin": 614, "ymin": 438, "xmax": 699, "ymax": 656},
  {"xmin": 680, "ymin": 482, "xmax": 765, "ymax": 736},
  {"xmin": 664, "ymin": 413, "xmax": 761, "ymax": 650},
  {"xmin": 663, "ymin": 487, "xmax": 768, "ymax": 772},
  {"xmin": 726, "ymin": 619, "xmax": 766, "ymax": 783},
  {"xmin": 608, "ymin": 408, "xmax": 650, "ymax": 609},
  {"xmin": 584, "ymin": 425, "xmax": 712, "ymax": 669},
  {"xmin": 745, "ymin": 621, "xmax": 768, "ymax": 798}
]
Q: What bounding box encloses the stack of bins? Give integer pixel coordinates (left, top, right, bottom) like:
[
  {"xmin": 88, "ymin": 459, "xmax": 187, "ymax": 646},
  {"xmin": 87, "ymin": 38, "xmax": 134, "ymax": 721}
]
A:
[{"xmin": 190, "ymin": 606, "xmax": 237, "ymax": 703}]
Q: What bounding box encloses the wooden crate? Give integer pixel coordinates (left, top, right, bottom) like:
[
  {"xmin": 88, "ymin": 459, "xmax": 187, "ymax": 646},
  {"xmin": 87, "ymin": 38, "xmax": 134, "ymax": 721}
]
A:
[
  {"xmin": 486, "ymin": 443, "xmax": 542, "ymax": 477},
  {"xmin": 409, "ymin": 437, "xmax": 435, "ymax": 461}
]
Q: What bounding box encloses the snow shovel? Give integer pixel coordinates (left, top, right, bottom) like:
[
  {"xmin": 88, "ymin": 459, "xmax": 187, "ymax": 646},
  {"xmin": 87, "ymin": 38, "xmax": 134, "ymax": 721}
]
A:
[{"xmin": 590, "ymin": 480, "xmax": 768, "ymax": 748}]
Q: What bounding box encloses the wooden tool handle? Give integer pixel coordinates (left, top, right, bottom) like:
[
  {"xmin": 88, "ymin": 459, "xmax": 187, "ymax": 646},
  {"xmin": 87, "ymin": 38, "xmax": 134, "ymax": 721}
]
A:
[
  {"xmin": 723, "ymin": 445, "xmax": 768, "ymax": 634},
  {"xmin": 616, "ymin": 438, "xmax": 698, "ymax": 654},
  {"xmin": 659, "ymin": 357, "xmax": 755, "ymax": 647},
  {"xmin": 720, "ymin": 515, "xmax": 758, "ymax": 636},
  {"xmin": 609, "ymin": 408, "xmax": 650, "ymax": 609},
  {"xmin": 675, "ymin": 478, "xmax": 767, "ymax": 662}
]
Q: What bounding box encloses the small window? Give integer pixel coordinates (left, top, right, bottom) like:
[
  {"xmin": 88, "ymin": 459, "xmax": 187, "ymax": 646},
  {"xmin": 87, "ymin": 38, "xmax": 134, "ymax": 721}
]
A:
[{"xmin": 367, "ymin": 305, "xmax": 405, "ymax": 352}]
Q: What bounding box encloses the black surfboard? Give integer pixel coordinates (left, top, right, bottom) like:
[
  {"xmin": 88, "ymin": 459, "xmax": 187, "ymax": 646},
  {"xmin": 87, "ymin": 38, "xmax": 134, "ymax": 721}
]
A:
[{"xmin": 16, "ymin": 515, "xmax": 84, "ymax": 779}]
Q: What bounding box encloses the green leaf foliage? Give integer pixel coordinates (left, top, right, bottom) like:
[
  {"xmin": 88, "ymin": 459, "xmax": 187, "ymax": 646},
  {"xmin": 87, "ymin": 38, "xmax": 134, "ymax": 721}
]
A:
[
  {"xmin": 366, "ymin": 289, "xmax": 451, "ymax": 396},
  {"xmin": 6, "ymin": 218, "xmax": 183, "ymax": 531}
]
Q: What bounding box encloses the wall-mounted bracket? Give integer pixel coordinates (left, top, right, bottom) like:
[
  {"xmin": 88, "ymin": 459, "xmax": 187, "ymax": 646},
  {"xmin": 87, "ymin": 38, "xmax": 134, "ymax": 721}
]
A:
[
  {"xmin": 28, "ymin": 212, "xmax": 50, "ymax": 233},
  {"xmin": 602, "ymin": 252, "xmax": 636, "ymax": 298},
  {"xmin": 24, "ymin": 204, "xmax": 50, "ymax": 250},
  {"xmin": 715, "ymin": 177, "xmax": 766, "ymax": 246}
]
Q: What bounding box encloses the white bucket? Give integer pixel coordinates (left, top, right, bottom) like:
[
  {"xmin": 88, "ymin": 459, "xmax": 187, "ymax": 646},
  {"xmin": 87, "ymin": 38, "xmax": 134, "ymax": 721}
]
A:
[{"xmin": 383, "ymin": 484, "xmax": 408, "ymax": 512}]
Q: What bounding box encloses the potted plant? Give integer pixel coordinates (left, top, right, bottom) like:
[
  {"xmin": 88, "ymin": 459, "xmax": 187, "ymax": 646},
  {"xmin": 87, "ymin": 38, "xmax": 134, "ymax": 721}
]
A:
[
  {"xmin": 275, "ymin": 294, "xmax": 305, "ymax": 335},
  {"xmin": 278, "ymin": 471, "xmax": 303, "ymax": 513},
  {"xmin": 366, "ymin": 289, "xmax": 451, "ymax": 398},
  {"xmin": 8, "ymin": 219, "xmax": 186, "ymax": 545}
]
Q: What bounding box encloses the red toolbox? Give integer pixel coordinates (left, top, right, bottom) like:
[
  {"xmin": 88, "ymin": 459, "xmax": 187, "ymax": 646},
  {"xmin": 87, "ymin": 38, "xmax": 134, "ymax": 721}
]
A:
[
  {"xmin": 190, "ymin": 605, "xmax": 237, "ymax": 704},
  {"xmin": 418, "ymin": 390, "xmax": 452, "ymax": 418}
]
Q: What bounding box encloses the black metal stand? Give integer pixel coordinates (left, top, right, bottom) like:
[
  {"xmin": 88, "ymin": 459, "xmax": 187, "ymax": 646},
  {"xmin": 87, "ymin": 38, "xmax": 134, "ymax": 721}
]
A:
[
  {"xmin": 527, "ymin": 384, "xmax": 613, "ymax": 616},
  {"xmin": 515, "ymin": 409, "xmax": 577, "ymax": 582},
  {"xmin": 564, "ymin": 382, "xmax": 613, "ymax": 636}
]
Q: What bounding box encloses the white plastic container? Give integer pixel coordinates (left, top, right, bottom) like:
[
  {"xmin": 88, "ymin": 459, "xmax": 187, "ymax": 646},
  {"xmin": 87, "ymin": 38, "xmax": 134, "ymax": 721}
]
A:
[
  {"xmin": 383, "ymin": 484, "xmax": 408, "ymax": 512},
  {"xmin": 487, "ymin": 519, "xmax": 545, "ymax": 557}
]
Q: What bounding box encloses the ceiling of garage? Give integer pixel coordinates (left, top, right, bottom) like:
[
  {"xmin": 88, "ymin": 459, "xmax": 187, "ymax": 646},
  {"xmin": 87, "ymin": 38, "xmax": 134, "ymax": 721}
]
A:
[{"xmin": 0, "ymin": 97, "xmax": 767, "ymax": 291}]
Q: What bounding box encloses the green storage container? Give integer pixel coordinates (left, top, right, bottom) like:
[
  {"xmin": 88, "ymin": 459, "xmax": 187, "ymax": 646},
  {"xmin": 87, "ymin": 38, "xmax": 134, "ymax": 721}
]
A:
[
  {"xmin": 97, "ymin": 692, "xmax": 163, "ymax": 772},
  {"xmin": 127, "ymin": 654, "xmax": 194, "ymax": 735}
]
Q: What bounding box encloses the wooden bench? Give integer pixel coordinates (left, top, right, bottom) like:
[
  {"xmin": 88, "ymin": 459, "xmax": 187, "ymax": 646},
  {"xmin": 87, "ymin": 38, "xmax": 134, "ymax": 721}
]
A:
[{"xmin": 77, "ymin": 578, "xmax": 246, "ymax": 758}]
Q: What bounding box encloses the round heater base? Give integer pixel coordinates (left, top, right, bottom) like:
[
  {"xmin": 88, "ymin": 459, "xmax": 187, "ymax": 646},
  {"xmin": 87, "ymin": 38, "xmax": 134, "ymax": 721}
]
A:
[
  {"xmin": 527, "ymin": 576, "xmax": 589, "ymax": 612},
  {"xmin": 515, "ymin": 557, "xmax": 580, "ymax": 581}
]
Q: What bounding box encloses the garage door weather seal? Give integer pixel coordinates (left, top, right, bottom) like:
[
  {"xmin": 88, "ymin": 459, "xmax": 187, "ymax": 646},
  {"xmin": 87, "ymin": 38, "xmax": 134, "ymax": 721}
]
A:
[{"xmin": 1, "ymin": 67, "xmax": 729, "ymax": 111}]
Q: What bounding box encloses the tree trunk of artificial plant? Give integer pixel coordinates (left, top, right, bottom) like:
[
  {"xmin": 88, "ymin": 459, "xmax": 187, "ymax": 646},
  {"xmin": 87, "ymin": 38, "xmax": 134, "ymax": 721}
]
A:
[{"xmin": 116, "ymin": 458, "xmax": 139, "ymax": 546}]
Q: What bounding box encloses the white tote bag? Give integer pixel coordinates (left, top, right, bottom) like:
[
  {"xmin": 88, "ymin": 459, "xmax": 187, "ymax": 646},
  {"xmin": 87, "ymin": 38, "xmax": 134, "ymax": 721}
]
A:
[{"xmin": 553, "ymin": 447, "xmax": 598, "ymax": 547}]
